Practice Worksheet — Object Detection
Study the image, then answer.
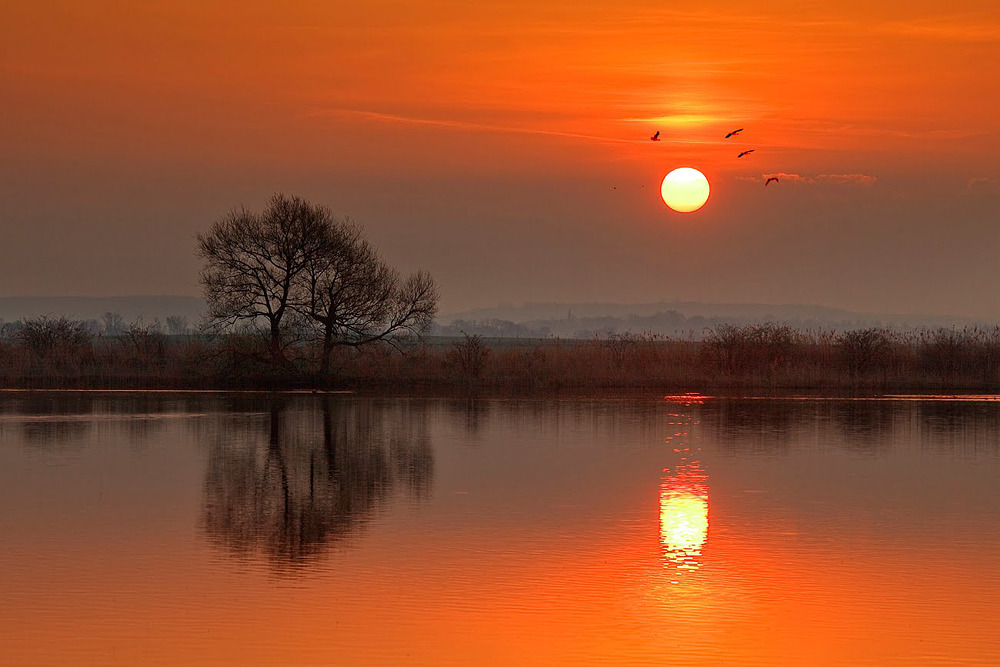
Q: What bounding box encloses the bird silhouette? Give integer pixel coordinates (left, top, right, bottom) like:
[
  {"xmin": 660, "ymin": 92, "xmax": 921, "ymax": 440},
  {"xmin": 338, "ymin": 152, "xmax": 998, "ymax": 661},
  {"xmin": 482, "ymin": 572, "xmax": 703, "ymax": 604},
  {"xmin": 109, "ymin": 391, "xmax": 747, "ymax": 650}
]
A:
[
  {"xmin": 725, "ymin": 128, "xmax": 744, "ymax": 139},
  {"xmin": 737, "ymin": 149, "xmax": 755, "ymax": 158},
  {"xmin": 650, "ymin": 130, "xmax": 660, "ymax": 141},
  {"xmin": 765, "ymin": 177, "xmax": 779, "ymax": 186}
]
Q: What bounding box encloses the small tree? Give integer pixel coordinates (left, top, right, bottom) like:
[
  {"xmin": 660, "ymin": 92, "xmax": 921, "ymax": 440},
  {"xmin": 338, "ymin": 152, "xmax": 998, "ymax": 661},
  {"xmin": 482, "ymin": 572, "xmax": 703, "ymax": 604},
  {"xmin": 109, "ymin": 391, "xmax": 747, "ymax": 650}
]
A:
[
  {"xmin": 117, "ymin": 318, "xmax": 169, "ymax": 369},
  {"xmin": 197, "ymin": 194, "xmax": 331, "ymax": 362},
  {"xmin": 839, "ymin": 327, "xmax": 892, "ymax": 380},
  {"xmin": 165, "ymin": 315, "xmax": 189, "ymax": 336},
  {"xmin": 706, "ymin": 323, "xmax": 797, "ymax": 378},
  {"xmin": 102, "ymin": 311, "xmax": 126, "ymax": 336},
  {"xmin": 197, "ymin": 193, "xmax": 438, "ymax": 378},
  {"xmin": 17, "ymin": 316, "xmax": 91, "ymax": 357},
  {"xmin": 446, "ymin": 333, "xmax": 491, "ymax": 386},
  {"xmin": 602, "ymin": 331, "xmax": 640, "ymax": 370},
  {"xmin": 298, "ymin": 217, "xmax": 438, "ymax": 380}
]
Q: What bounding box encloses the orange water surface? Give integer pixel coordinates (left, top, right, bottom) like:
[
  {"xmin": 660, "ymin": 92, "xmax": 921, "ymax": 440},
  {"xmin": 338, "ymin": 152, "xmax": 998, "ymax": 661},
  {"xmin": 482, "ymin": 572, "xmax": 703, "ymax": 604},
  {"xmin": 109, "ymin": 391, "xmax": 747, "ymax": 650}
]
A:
[{"xmin": 1, "ymin": 394, "xmax": 999, "ymax": 665}]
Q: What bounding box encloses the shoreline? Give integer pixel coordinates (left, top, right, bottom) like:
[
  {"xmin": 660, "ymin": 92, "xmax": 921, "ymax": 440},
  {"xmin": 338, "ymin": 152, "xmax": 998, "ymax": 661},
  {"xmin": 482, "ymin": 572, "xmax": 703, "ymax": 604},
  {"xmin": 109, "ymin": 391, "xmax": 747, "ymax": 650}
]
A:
[{"xmin": 3, "ymin": 386, "xmax": 1000, "ymax": 402}]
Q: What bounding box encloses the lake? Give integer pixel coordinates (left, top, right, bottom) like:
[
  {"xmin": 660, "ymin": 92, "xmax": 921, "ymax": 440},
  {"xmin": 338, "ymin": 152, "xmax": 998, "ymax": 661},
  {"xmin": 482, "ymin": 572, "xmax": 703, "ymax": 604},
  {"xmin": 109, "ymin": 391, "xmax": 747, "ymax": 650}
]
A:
[{"xmin": 1, "ymin": 392, "xmax": 999, "ymax": 665}]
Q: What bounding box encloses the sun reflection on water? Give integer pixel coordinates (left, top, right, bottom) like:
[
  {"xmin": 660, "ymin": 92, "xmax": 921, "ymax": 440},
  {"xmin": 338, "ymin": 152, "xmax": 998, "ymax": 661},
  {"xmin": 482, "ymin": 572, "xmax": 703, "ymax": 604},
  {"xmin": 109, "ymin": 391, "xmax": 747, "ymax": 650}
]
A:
[{"xmin": 659, "ymin": 462, "xmax": 709, "ymax": 570}]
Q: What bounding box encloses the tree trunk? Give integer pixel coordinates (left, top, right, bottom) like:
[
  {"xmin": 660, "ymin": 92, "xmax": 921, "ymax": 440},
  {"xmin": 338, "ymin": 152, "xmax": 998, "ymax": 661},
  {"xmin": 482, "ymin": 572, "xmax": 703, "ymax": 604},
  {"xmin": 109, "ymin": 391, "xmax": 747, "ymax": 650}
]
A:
[
  {"xmin": 268, "ymin": 405, "xmax": 290, "ymax": 520},
  {"xmin": 269, "ymin": 318, "xmax": 286, "ymax": 368},
  {"xmin": 318, "ymin": 324, "xmax": 334, "ymax": 389}
]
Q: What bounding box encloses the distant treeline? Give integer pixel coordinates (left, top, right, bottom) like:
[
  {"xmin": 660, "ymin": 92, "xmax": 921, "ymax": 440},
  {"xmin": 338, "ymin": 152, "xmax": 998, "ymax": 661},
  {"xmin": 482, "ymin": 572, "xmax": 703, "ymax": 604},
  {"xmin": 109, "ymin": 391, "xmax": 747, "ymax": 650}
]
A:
[
  {"xmin": 432, "ymin": 311, "xmax": 782, "ymax": 340},
  {"xmin": 3, "ymin": 318, "xmax": 1000, "ymax": 392},
  {"xmin": 0, "ymin": 312, "xmax": 193, "ymax": 338},
  {"xmin": 431, "ymin": 311, "xmax": 979, "ymax": 341}
]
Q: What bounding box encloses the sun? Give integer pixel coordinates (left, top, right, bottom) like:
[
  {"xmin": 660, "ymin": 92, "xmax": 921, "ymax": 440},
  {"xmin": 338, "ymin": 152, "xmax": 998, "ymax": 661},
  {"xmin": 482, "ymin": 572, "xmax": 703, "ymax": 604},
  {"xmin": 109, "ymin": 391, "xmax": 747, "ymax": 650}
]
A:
[{"xmin": 661, "ymin": 167, "xmax": 710, "ymax": 213}]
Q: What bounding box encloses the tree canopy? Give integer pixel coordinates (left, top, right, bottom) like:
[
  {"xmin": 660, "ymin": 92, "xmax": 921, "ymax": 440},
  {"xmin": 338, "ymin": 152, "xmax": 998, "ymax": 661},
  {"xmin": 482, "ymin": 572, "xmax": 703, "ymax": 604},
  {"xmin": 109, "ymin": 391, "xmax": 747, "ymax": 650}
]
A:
[{"xmin": 198, "ymin": 194, "xmax": 438, "ymax": 377}]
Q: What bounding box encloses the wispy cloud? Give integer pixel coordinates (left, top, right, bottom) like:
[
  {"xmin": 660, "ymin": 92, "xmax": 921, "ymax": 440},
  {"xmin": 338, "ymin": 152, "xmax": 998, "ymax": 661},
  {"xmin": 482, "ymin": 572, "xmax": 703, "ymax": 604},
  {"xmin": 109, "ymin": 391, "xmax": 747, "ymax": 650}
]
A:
[
  {"xmin": 464, "ymin": 8, "xmax": 1000, "ymax": 46},
  {"xmin": 622, "ymin": 114, "xmax": 727, "ymax": 127},
  {"xmin": 305, "ymin": 107, "xmax": 717, "ymax": 145},
  {"xmin": 967, "ymin": 177, "xmax": 1000, "ymax": 194},
  {"xmin": 814, "ymin": 173, "xmax": 878, "ymax": 186},
  {"xmin": 306, "ymin": 107, "xmax": 633, "ymax": 144},
  {"xmin": 880, "ymin": 18, "xmax": 1000, "ymax": 43},
  {"xmin": 739, "ymin": 172, "xmax": 878, "ymax": 186}
]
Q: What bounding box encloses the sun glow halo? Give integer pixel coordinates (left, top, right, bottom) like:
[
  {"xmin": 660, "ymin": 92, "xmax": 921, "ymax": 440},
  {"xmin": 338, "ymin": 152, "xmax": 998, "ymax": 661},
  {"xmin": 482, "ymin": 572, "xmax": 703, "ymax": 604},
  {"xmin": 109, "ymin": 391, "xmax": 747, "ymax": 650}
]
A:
[{"xmin": 661, "ymin": 167, "xmax": 710, "ymax": 213}]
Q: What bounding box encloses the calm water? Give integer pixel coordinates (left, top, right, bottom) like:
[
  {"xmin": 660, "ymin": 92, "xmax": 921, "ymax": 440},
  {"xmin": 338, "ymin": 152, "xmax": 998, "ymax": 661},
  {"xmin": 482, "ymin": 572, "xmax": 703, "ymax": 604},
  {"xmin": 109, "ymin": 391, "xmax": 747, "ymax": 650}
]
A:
[{"xmin": 2, "ymin": 393, "xmax": 1000, "ymax": 665}]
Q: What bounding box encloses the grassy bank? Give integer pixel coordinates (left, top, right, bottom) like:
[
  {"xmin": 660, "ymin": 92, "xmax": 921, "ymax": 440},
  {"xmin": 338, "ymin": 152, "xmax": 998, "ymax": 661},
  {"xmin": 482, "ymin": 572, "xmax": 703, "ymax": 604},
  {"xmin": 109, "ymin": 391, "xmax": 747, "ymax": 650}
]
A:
[{"xmin": 2, "ymin": 322, "xmax": 1000, "ymax": 392}]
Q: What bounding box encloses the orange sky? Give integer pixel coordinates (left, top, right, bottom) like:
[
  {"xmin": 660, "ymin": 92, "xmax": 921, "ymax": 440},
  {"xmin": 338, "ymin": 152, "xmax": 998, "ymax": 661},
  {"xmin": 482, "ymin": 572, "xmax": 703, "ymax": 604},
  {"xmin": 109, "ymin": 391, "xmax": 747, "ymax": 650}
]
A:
[{"xmin": 3, "ymin": 1, "xmax": 1000, "ymax": 316}]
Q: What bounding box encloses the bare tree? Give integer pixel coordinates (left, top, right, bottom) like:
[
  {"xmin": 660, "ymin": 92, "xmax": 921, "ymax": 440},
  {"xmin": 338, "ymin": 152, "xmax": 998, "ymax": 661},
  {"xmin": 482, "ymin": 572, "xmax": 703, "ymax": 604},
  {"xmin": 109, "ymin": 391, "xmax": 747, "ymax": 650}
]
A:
[
  {"xmin": 165, "ymin": 315, "xmax": 189, "ymax": 336},
  {"xmin": 122, "ymin": 317, "xmax": 167, "ymax": 362},
  {"xmin": 102, "ymin": 311, "xmax": 126, "ymax": 336},
  {"xmin": 298, "ymin": 218, "xmax": 438, "ymax": 379},
  {"xmin": 446, "ymin": 333, "xmax": 490, "ymax": 386},
  {"xmin": 197, "ymin": 194, "xmax": 331, "ymax": 362},
  {"xmin": 17, "ymin": 316, "xmax": 91, "ymax": 357}
]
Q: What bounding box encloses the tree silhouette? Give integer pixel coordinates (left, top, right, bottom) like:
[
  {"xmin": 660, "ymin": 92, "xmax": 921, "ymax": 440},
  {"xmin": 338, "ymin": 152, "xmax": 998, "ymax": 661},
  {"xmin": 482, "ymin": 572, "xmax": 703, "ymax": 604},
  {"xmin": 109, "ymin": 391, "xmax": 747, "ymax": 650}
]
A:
[
  {"xmin": 299, "ymin": 217, "xmax": 438, "ymax": 381},
  {"xmin": 197, "ymin": 194, "xmax": 331, "ymax": 363},
  {"xmin": 197, "ymin": 194, "xmax": 438, "ymax": 378}
]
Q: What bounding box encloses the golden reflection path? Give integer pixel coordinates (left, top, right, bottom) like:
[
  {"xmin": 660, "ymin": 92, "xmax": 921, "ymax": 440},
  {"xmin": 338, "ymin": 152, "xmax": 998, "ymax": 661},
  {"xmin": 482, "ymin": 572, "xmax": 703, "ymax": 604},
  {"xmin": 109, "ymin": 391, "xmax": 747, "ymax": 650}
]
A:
[
  {"xmin": 659, "ymin": 462, "xmax": 709, "ymax": 569},
  {"xmin": 660, "ymin": 399, "xmax": 709, "ymax": 571}
]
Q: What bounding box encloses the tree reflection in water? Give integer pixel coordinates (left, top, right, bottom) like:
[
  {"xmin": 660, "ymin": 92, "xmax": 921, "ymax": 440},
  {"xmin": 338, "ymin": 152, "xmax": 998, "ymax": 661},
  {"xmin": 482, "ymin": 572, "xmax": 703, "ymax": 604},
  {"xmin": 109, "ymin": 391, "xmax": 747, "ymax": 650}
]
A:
[{"xmin": 201, "ymin": 398, "xmax": 433, "ymax": 566}]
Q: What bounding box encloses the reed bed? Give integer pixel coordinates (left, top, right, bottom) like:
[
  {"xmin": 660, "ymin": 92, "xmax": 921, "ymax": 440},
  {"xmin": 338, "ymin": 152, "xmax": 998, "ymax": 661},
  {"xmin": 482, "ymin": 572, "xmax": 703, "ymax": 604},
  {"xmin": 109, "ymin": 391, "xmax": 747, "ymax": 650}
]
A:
[{"xmin": 2, "ymin": 321, "xmax": 1000, "ymax": 392}]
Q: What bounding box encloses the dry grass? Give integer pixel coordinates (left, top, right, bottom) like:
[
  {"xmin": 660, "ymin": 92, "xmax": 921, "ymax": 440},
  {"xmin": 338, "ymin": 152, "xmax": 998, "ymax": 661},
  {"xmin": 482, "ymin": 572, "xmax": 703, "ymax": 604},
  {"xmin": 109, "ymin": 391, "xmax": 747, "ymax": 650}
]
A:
[
  {"xmin": 3, "ymin": 323, "xmax": 1000, "ymax": 392},
  {"xmin": 328, "ymin": 325, "xmax": 1000, "ymax": 392}
]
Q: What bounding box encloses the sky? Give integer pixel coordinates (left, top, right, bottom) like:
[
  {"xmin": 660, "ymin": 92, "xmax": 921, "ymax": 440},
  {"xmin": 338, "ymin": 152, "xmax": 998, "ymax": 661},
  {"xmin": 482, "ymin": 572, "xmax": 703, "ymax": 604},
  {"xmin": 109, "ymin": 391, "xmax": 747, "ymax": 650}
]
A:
[{"xmin": 3, "ymin": 0, "xmax": 1000, "ymax": 317}]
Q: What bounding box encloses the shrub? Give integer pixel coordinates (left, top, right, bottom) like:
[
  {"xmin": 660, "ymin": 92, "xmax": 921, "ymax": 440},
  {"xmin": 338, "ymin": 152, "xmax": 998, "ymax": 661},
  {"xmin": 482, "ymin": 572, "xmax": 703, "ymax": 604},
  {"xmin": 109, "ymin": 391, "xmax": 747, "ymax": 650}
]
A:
[
  {"xmin": 705, "ymin": 323, "xmax": 798, "ymax": 378},
  {"xmin": 17, "ymin": 317, "xmax": 91, "ymax": 358},
  {"xmin": 446, "ymin": 333, "xmax": 490, "ymax": 386},
  {"xmin": 838, "ymin": 327, "xmax": 893, "ymax": 379}
]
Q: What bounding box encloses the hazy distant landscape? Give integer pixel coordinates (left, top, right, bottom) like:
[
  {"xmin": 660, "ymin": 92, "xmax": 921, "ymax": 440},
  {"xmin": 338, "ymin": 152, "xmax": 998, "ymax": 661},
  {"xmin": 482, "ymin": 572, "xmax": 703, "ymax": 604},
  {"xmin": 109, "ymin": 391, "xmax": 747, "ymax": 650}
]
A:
[
  {"xmin": 1, "ymin": 295, "xmax": 990, "ymax": 342},
  {"xmin": 3, "ymin": 293, "xmax": 1000, "ymax": 393},
  {"xmin": 435, "ymin": 300, "xmax": 991, "ymax": 339},
  {"xmin": 0, "ymin": 296, "xmax": 204, "ymax": 329}
]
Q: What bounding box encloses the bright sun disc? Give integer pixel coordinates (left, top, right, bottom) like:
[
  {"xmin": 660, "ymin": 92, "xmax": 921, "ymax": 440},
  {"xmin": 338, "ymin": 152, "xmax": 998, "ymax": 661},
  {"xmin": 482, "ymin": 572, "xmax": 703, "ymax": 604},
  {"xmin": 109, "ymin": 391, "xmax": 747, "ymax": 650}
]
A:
[{"xmin": 661, "ymin": 167, "xmax": 710, "ymax": 213}]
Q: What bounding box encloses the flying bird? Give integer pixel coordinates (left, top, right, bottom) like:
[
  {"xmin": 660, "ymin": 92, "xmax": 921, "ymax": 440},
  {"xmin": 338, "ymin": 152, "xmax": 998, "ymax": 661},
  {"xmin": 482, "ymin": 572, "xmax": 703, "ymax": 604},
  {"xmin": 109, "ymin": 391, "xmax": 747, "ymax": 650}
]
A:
[
  {"xmin": 765, "ymin": 177, "xmax": 779, "ymax": 186},
  {"xmin": 737, "ymin": 149, "xmax": 755, "ymax": 158},
  {"xmin": 650, "ymin": 131, "xmax": 660, "ymax": 141},
  {"xmin": 725, "ymin": 128, "xmax": 744, "ymax": 139}
]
